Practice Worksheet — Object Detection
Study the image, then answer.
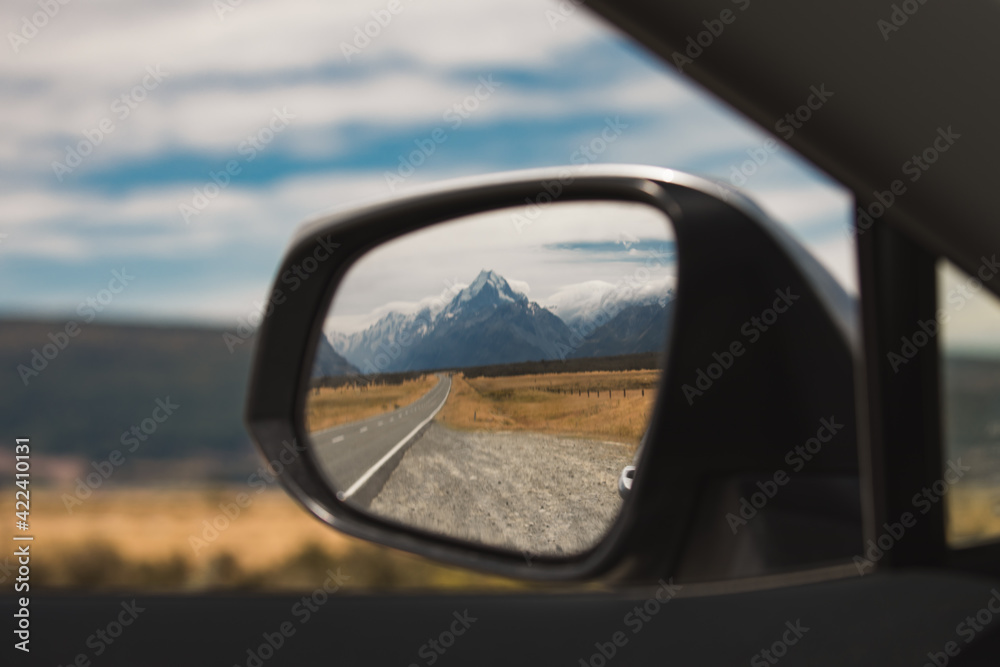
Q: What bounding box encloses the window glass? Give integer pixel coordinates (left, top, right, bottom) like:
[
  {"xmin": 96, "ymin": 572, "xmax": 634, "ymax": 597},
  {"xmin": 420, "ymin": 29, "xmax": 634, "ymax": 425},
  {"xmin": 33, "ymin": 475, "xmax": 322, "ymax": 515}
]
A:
[{"xmin": 939, "ymin": 259, "xmax": 1000, "ymax": 547}]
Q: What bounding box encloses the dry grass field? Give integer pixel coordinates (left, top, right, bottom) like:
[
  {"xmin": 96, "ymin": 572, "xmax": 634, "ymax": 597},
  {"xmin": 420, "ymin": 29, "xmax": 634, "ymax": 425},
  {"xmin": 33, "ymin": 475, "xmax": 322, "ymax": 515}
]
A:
[
  {"xmin": 437, "ymin": 370, "xmax": 660, "ymax": 448},
  {"xmin": 7, "ymin": 476, "xmax": 999, "ymax": 592},
  {"xmin": 2, "ymin": 486, "xmax": 525, "ymax": 591},
  {"xmin": 305, "ymin": 374, "xmax": 437, "ymax": 432},
  {"xmin": 947, "ymin": 483, "xmax": 1000, "ymax": 547}
]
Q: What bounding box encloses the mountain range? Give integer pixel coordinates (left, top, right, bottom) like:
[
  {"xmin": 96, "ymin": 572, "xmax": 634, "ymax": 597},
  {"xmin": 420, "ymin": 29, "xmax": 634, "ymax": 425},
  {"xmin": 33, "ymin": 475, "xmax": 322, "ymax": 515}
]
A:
[
  {"xmin": 319, "ymin": 269, "xmax": 672, "ymax": 376},
  {"xmin": 311, "ymin": 336, "xmax": 360, "ymax": 377}
]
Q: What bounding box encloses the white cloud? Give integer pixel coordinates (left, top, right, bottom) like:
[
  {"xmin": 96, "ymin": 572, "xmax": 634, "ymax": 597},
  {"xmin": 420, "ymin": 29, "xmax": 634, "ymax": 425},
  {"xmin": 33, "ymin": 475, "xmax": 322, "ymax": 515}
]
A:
[
  {"xmin": 3, "ymin": 0, "xmax": 694, "ymax": 177},
  {"xmin": 542, "ymin": 275, "xmax": 676, "ymax": 328},
  {"xmin": 507, "ymin": 278, "xmax": 531, "ymax": 296},
  {"xmin": 749, "ymin": 183, "xmax": 852, "ymax": 231},
  {"xmin": 0, "ymin": 0, "xmax": 857, "ymax": 324}
]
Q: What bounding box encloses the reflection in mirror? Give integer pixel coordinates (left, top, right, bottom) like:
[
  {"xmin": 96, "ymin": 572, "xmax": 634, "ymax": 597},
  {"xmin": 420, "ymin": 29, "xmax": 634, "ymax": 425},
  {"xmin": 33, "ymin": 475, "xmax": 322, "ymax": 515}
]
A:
[{"xmin": 304, "ymin": 200, "xmax": 676, "ymax": 556}]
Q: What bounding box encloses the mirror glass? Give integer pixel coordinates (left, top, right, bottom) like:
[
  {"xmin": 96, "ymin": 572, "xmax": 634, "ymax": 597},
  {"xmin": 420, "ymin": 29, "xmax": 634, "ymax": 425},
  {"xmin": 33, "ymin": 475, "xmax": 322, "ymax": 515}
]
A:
[{"xmin": 304, "ymin": 200, "xmax": 676, "ymax": 556}]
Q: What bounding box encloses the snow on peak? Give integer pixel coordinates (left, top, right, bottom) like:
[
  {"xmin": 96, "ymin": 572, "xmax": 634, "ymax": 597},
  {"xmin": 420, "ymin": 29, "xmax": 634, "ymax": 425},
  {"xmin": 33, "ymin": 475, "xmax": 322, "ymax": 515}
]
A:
[
  {"xmin": 455, "ymin": 269, "xmax": 524, "ymax": 305},
  {"xmin": 542, "ymin": 276, "xmax": 675, "ymax": 328}
]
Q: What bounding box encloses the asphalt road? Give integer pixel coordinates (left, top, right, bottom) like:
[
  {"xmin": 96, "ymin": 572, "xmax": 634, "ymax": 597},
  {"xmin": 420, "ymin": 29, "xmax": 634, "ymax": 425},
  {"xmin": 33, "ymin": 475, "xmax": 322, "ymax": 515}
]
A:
[{"xmin": 309, "ymin": 373, "xmax": 451, "ymax": 503}]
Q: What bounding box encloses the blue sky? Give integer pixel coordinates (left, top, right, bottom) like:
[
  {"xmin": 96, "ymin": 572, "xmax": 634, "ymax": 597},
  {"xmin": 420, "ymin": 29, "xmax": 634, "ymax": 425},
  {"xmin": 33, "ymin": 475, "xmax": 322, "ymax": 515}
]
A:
[{"xmin": 1, "ymin": 0, "xmax": 855, "ymax": 326}]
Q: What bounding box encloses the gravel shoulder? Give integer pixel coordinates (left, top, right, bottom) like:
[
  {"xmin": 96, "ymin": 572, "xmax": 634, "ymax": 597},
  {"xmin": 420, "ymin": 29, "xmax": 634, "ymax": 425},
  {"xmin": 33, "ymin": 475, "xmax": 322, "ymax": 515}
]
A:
[{"xmin": 367, "ymin": 422, "xmax": 632, "ymax": 556}]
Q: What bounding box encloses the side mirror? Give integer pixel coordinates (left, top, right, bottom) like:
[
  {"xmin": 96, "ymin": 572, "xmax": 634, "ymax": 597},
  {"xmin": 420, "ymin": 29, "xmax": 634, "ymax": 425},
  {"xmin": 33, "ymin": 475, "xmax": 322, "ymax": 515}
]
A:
[{"xmin": 245, "ymin": 165, "xmax": 860, "ymax": 585}]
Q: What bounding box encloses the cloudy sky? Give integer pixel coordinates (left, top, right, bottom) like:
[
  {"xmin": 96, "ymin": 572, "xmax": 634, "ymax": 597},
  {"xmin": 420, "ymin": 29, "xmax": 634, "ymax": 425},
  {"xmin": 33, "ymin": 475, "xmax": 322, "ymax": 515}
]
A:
[
  {"xmin": 2, "ymin": 0, "xmax": 856, "ymax": 327},
  {"xmin": 326, "ymin": 200, "xmax": 677, "ymax": 333}
]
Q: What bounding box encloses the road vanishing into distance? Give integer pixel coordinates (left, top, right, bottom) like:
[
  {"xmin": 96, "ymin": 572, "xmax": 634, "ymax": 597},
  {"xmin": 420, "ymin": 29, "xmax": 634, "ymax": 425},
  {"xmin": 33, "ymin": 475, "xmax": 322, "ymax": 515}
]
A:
[
  {"xmin": 309, "ymin": 373, "xmax": 451, "ymax": 504},
  {"xmin": 309, "ymin": 371, "xmax": 632, "ymax": 555}
]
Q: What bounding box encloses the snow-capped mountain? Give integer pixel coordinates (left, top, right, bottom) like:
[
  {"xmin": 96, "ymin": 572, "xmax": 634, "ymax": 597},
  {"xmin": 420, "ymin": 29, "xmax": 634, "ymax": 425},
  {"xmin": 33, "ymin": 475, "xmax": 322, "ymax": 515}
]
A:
[
  {"xmin": 568, "ymin": 300, "xmax": 673, "ymax": 359},
  {"xmin": 438, "ymin": 268, "xmax": 528, "ymax": 319},
  {"xmin": 543, "ymin": 276, "xmax": 675, "ymax": 331},
  {"xmin": 325, "ymin": 269, "xmax": 673, "ymax": 374},
  {"xmin": 311, "ymin": 335, "xmax": 360, "ymax": 377},
  {"xmin": 331, "ymin": 307, "xmax": 436, "ymax": 371},
  {"xmin": 401, "ymin": 271, "xmax": 572, "ymax": 371}
]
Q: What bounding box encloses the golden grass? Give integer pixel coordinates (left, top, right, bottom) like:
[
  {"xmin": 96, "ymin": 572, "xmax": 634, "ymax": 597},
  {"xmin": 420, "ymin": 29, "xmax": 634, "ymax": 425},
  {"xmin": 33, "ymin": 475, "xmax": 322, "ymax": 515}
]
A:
[
  {"xmin": 305, "ymin": 374, "xmax": 437, "ymax": 432},
  {"xmin": 437, "ymin": 370, "xmax": 660, "ymax": 448},
  {"xmin": 947, "ymin": 483, "xmax": 1000, "ymax": 547},
  {"xmin": 16, "ymin": 486, "xmax": 349, "ymax": 571},
  {"xmin": 2, "ymin": 486, "xmax": 527, "ymax": 591},
  {"xmin": 23, "ymin": 452, "xmax": 1000, "ymax": 589}
]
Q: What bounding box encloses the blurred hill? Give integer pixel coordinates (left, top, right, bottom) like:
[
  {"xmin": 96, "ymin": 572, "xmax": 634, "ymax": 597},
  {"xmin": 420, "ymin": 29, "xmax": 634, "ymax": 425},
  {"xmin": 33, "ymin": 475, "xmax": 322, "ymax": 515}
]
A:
[
  {"xmin": 0, "ymin": 319, "xmax": 257, "ymax": 482},
  {"xmin": 5, "ymin": 316, "xmax": 999, "ymax": 489},
  {"xmin": 942, "ymin": 354, "xmax": 1000, "ymax": 481}
]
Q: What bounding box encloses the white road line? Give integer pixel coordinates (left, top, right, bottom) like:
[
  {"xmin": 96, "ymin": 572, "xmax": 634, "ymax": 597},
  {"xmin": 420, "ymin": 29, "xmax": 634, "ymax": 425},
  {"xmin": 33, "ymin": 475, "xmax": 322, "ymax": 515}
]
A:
[
  {"xmin": 360, "ymin": 426, "xmax": 368, "ymax": 433},
  {"xmin": 378, "ymin": 421, "xmax": 384, "ymax": 427},
  {"xmin": 338, "ymin": 377, "xmax": 451, "ymax": 501},
  {"xmin": 331, "ymin": 435, "xmax": 344, "ymax": 444}
]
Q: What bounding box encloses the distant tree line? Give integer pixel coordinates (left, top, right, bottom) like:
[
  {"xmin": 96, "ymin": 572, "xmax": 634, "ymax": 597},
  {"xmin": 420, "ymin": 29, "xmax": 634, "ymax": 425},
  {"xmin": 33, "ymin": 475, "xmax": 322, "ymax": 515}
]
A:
[
  {"xmin": 310, "ymin": 351, "xmax": 663, "ymax": 389},
  {"xmin": 459, "ymin": 351, "xmax": 662, "ymax": 378}
]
